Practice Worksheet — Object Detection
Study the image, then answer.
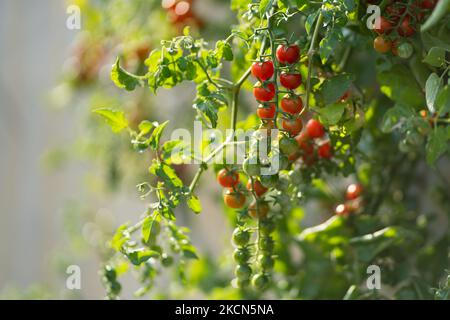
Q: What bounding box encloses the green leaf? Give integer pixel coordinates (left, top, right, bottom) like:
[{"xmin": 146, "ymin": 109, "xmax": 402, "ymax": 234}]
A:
[
  {"xmin": 320, "ymin": 74, "xmax": 353, "ymax": 105},
  {"xmin": 141, "ymin": 215, "xmax": 160, "ymax": 243},
  {"xmin": 93, "ymin": 108, "xmax": 129, "ymax": 133},
  {"xmin": 425, "ymin": 73, "xmax": 442, "ymax": 113},
  {"xmin": 111, "ymin": 58, "xmax": 145, "ymax": 91},
  {"xmin": 423, "ymin": 47, "xmax": 447, "ymax": 67},
  {"xmin": 161, "ymin": 140, "xmax": 187, "ymax": 163},
  {"xmin": 148, "ymin": 121, "xmax": 169, "ymax": 150},
  {"xmin": 127, "ymin": 248, "xmax": 160, "ymax": 266},
  {"xmin": 149, "ymin": 160, "xmax": 184, "ymax": 190},
  {"xmin": 215, "ymin": 40, "xmax": 233, "ymax": 61},
  {"xmin": 305, "ymin": 12, "xmax": 318, "ymax": 35},
  {"xmin": 426, "ymin": 127, "xmax": 449, "ymax": 165},
  {"xmin": 110, "ymin": 224, "xmax": 129, "ymax": 252},
  {"xmin": 193, "ymin": 99, "xmax": 219, "ymax": 128},
  {"xmin": 187, "ymin": 194, "xmax": 202, "ymax": 214},
  {"xmin": 259, "ymin": 0, "xmax": 274, "ymax": 16},
  {"xmin": 319, "ymin": 29, "xmax": 340, "ymax": 64},
  {"xmin": 138, "ymin": 120, "xmax": 154, "ymax": 135},
  {"xmin": 181, "ymin": 244, "xmax": 199, "ymax": 259},
  {"xmin": 436, "ymin": 86, "xmax": 450, "ymax": 116},
  {"xmin": 318, "ymin": 103, "xmax": 346, "ymax": 125},
  {"xmin": 381, "ymin": 104, "xmax": 415, "ymax": 133}
]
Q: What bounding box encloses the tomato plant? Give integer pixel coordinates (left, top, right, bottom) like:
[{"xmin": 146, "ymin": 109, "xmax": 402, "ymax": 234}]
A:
[{"xmin": 90, "ymin": 0, "xmax": 450, "ymax": 300}]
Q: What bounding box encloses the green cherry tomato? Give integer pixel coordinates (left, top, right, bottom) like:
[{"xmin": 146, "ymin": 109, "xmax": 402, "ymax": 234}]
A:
[
  {"xmin": 252, "ymin": 273, "xmax": 269, "ymax": 290},
  {"xmin": 260, "ymin": 236, "xmax": 274, "ymax": 252},
  {"xmin": 279, "ymin": 136, "xmax": 299, "ymax": 156},
  {"xmin": 397, "ymin": 42, "xmax": 413, "ymax": 59},
  {"xmin": 235, "ymin": 264, "xmax": 252, "ymax": 280},
  {"xmin": 232, "ymin": 228, "xmax": 251, "ymax": 246},
  {"xmin": 161, "ymin": 253, "xmax": 174, "ymax": 267},
  {"xmin": 260, "ymin": 219, "xmax": 276, "ymax": 235},
  {"xmin": 243, "ymin": 157, "xmax": 261, "ymax": 177},
  {"xmin": 233, "ymin": 248, "xmax": 251, "ymax": 264},
  {"xmin": 258, "ymin": 254, "xmax": 275, "ymax": 270},
  {"xmin": 260, "ymin": 174, "xmax": 279, "ymax": 188}
]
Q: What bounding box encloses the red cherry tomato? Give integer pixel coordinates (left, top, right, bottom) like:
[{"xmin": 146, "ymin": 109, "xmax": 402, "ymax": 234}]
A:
[
  {"xmin": 279, "ymin": 72, "xmax": 302, "ymax": 90},
  {"xmin": 398, "ymin": 16, "xmax": 415, "ymax": 37},
  {"xmin": 276, "ymin": 44, "xmax": 300, "ymax": 64},
  {"xmin": 374, "ymin": 16, "xmax": 392, "ymax": 34},
  {"xmin": 248, "ymin": 201, "xmax": 269, "ymax": 219},
  {"xmin": 335, "ymin": 204, "xmax": 349, "ymax": 217},
  {"xmin": 253, "ymin": 82, "xmax": 276, "ymax": 102},
  {"xmin": 217, "ymin": 168, "xmax": 239, "ymax": 188},
  {"xmin": 295, "ymin": 131, "xmax": 314, "ymax": 155},
  {"xmin": 246, "ymin": 179, "xmax": 268, "ymax": 197},
  {"xmin": 420, "ymin": 0, "xmax": 437, "ymax": 9},
  {"xmin": 280, "ymin": 94, "xmax": 303, "ymax": 115},
  {"xmin": 318, "ymin": 141, "xmax": 333, "ymax": 159},
  {"xmin": 223, "ymin": 189, "xmax": 246, "ymax": 209},
  {"xmin": 251, "ymin": 60, "xmax": 274, "ymax": 81},
  {"xmin": 373, "ymin": 36, "xmax": 392, "ymax": 54},
  {"xmin": 306, "ymin": 119, "xmax": 325, "ymax": 138},
  {"xmin": 346, "ymin": 183, "xmax": 363, "ymax": 200},
  {"xmin": 282, "ymin": 117, "xmax": 303, "ymax": 136},
  {"xmin": 257, "ymin": 103, "xmax": 276, "ymax": 119}
]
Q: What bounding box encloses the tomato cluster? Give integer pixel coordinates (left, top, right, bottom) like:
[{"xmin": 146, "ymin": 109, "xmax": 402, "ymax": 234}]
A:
[
  {"xmin": 334, "ymin": 183, "xmax": 364, "ymax": 217},
  {"xmin": 161, "ymin": 0, "xmax": 202, "ymax": 30},
  {"xmin": 370, "ymin": 0, "xmax": 438, "ymax": 57}
]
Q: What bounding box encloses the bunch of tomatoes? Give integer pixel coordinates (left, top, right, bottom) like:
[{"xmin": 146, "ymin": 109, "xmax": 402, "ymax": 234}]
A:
[
  {"xmin": 370, "ymin": 0, "xmax": 439, "ymax": 57},
  {"xmin": 334, "ymin": 183, "xmax": 364, "ymax": 217}
]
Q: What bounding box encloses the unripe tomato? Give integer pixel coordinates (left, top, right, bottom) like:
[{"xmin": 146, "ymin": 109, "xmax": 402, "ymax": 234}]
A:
[
  {"xmin": 318, "ymin": 141, "xmax": 333, "ymax": 159},
  {"xmin": 258, "ymin": 254, "xmax": 274, "ymax": 270},
  {"xmin": 161, "ymin": 253, "xmax": 174, "ymax": 267},
  {"xmin": 251, "ymin": 60, "xmax": 274, "ymax": 81},
  {"xmin": 217, "ymin": 168, "xmax": 239, "ymax": 188},
  {"xmin": 335, "ymin": 203, "xmax": 349, "ymax": 217},
  {"xmin": 235, "ymin": 264, "xmax": 252, "ymax": 280},
  {"xmin": 243, "ymin": 156, "xmax": 261, "ymax": 176},
  {"xmin": 252, "ymin": 273, "xmax": 269, "ymax": 290},
  {"xmin": 248, "ymin": 201, "xmax": 270, "ymax": 219},
  {"xmin": 346, "ymin": 183, "xmax": 363, "ymax": 200},
  {"xmin": 282, "ymin": 118, "xmax": 303, "ymax": 136},
  {"xmin": 260, "ymin": 219, "xmax": 276, "ymax": 234},
  {"xmin": 277, "ymin": 154, "xmax": 290, "ymax": 171},
  {"xmin": 373, "ymin": 36, "xmax": 391, "ymax": 53},
  {"xmin": 374, "ymin": 16, "xmax": 392, "ymax": 34},
  {"xmin": 276, "ymin": 44, "xmax": 300, "ymax": 64},
  {"xmin": 295, "ymin": 131, "xmax": 314, "ymax": 155},
  {"xmin": 232, "ymin": 228, "xmax": 251, "ymax": 246},
  {"xmin": 279, "ymin": 72, "xmax": 302, "ymax": 90},
  {"xmin": 253, "ymin": 82, "xmax": 276, "ymax": 102},
  {"xmin": 260, "ymin": 236, "xmax": 274, "ymax": 251},
  {"xmin": 306, "ymin": 119, "xmax": 325, "ymax": 138},
  {"xmin": 259, "ymin": 174, "xmax": 279, "ymax": 188},
  {"xmin": 246, "ymin": 179, "xmax": 268, "ymax": 197},
  {"xmin": 398, "ymin": 16, "xmax": 415, "ymax": 37},
  {"xmin": 396, "ymin": 42, "xmax": 413, "ymax": 59},
  {"xmin": 279, "ymin": 136, "xmax": 299, "ymax": 155},
  {"xmin": 257, "ymin": 103, "xmax": 276, "ymax": 119},
  {"xmin": 233, "ymin": 248, "xmax": 250, "ymax": 264},
  {"xmin": 281, "ymin": 94, "xmax": 303, "ymax": 115},
  {"xmin": 235, "ymin": 278, "xmax": 250, "ymax": 288},
  {"xmin": 224, "ymin": 189, "xmax": 246, "ymax": 208}
]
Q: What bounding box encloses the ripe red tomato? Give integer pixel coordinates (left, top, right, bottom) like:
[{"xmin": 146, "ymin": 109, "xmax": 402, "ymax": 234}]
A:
[
  {"xmin": 253, "ymin": 82, "xmax": 276, "ymax": 102},
  {"xmin": 251, "ymin": 60, "xmax": 274, "ymax": 81},
  {"xmin": 280, "ymin": 94, "xmax": 303, "ymax": 115},
  {"xmin": 282, "ymin": 118, "xmax": 303, "ymax": 136},
  {"xmin": 374, "ymin": 16, "xmax": 392, "ymax": 34},
  {"xmin": 398, "ymin": 16, "xmax": 415, "ymax": 37},
  {"xmin": 385, "ymin": 5, "xmax": 406, "ymax": 23},
  {"xmin": 276, "ymin": 44, "xmax": 300, "ymax": 64},
  {"xmin": 420, "ymin": 0, "xmax": 437, "ymax": 9},
  {"xmin": 318, "ymin": 141, "xmax": 333, "ymax": 159},
  {"xmin": 248, "ymin": 201, "xmax": 269, "ymax": 219},
  {"xmin": 246, "ymin": 179, "xmax": 268, "ymax": 197},
  {"xmin": 217, "ymin": 168, "xmax": 239, "ymax": 188},
  {"xmin": 224, "ymin": 189, "xmax": 246, "ymax": 209},
  {"xmin": 279, "ymin": 72, "xmax": 302, "ymax": 90},
  {"xmin": 373, "ymin": 36, "xmax": 392, "ymax": 53},
  {"xmin": 335, "ymin": 204, "xmax": 349, "ymax": 217},
  {"xmin": 295, "ymin": 131, "xmax": 314, "ymax": 155},
  {"xmin": 306, "ymin": 119, "xmax": 325, "ymax": 138},
  {"xmin": 257, "ymin": 103, "xmax": 276, "ymax": 119},
  {"xmin": 346, "ymin": 183, "xmax": 363, "ymax": 200}
]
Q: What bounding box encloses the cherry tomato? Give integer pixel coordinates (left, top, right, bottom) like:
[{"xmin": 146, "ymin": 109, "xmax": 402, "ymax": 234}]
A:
[
  {"xmin": 259, "ymin": 174, "xmax": 279, "ymax": 188},
  {"xmin": 258, "ymin": 254, "xmax": 274, "ymax": 270},
  {"xmin": 243, "ymin": 156, "xmax": 261, "ymax": 177},
  {"xmin": 335, "ymin": 203, "xmax": 349, "ymax": 217},
  {"xmin": 420, "ymin": 0, "xmax": 437, "ymax": 9},
  {"xmin": 276, "ymin": 44, "xmax": 300, "ymax": 64},
  {"xmin": 232, "ymin": 228, "xmax": 250, "ymax": 246},
  {"xmin": 374, "ymin": 16, "xmax": 392, "ymax": 34},
  {"xmin": 259, "ymin": 219, "xmax": 276, "ymax": 234},
  {"xmin": 259, "ymin": 120, "xmax": 276, "ymax": 136},
  {"xmin": 346, "ymin": 183, "xmax": 363, "ymax": 200},
  {"xmin": 279, "ymin": 136, "xmax": 299, "ymax": 156},
  {"xmin": 282, "ymin": 118, "xmax": 303, "ymax": 136},
  {"xmin": 318, "ymin": 141, "xmax": 333, "ymax": 159},
  {"xmin": 301, "ymin": 152, "xmax": 316, "ymax": 166},
  {"xmin": 224, "ymin": 189, "xmax": 246, "ymax": 208},
  {"xmin": 217, "ymin": 168, "xmax": 239, "ymax": 188},
  {"xmin": 253, "ymin": 82, "xmax": 276, "ymax": 102},
  {"xmin": 260, "ymin": 236, "xmax": 274, "ymax": 251},
  {"xmin": 385, "ymin": 5, "xmax": 406, "ymax": 23},
  {"xmin": 373, "ymin": 36, "xmax": 392, "ymax": 53},
  {"xmin": 251, "ymin": 60, "xmax": 274, "ymax": 81},
  {"xmin": 248, "ymin": 201, "xmax": 269, "ymax": 219},
  {"xmin": 295, "ymin": 131, "xmax": 314, "ymax": 155},
  {"xmin": 398, "ymin": 16, "xmax": 415, "ymax": 37},
  {"xmin": 279, "ymin": 72, "xmax": 302, "ymax": 90},
  {"xmin": 252, "ymin": 273, "xmax": 269, "ymax": 289},
  {"xmin": 257, "ymin": 103, "xmax": 276, "ymax": 119},
  {"xmin": 246, "ymin": 179, "xmax": 268, "ymax": 197},
  {"xmin": 306, "ymin": 119, "xmax": 325, "ymax": 138},
  {"xmin": 233, "ymin": 248, "xmax": 250, "ymax": 264},
  {"xmin": 281, "ymin": 94, "xmax": 303, "ymax": 115},
  {"xmin": 235, "ymin": 264, "xmax": 252, "ymax": 280}
]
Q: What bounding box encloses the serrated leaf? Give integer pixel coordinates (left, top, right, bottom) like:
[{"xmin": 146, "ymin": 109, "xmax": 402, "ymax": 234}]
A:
[
  {"xmin": 149, "ymin": 160, "xmax": 184, "ymax": 190},
  {"xmin": 111, "ymin": 58, "xmax": 146, "ymax": 91},
  {"xmin": 187, "ymin": 194, "xmax": 202, "ymax": 214},
  {"xmin": 93, "ymin": 108, "xmax": 129, "ymax": 133},
  {"xmin": 161, "ymin": 140, "xmax": 187, "ymax": 163},
  {"xmin": 423, "ymin": 47, "xmax": 447, "ymax": 67},
  {"xmin": 148, "ymin": 121, "xmax": 169, "ymax": 150},
  {"xmin": 215, "ymin": 40, "xmax": 234, "ymax": 61},
  {"xmin": 425, "ymin": 73, "xmax": 441, "ymax": 114},
  {"xmin": 426, "ymin": 127, "xmax": 449, "ymax": 165},
  {"xmin": 138, "ymin": 120, "xmax": 154, "ymax": 135},
  {"xmin": 318, "ymin": 103, "xmax": 346, "ymax": 125},
  {"xmin": 320, "ymin": 74, "xmax": 353, "ymax": 105}
]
